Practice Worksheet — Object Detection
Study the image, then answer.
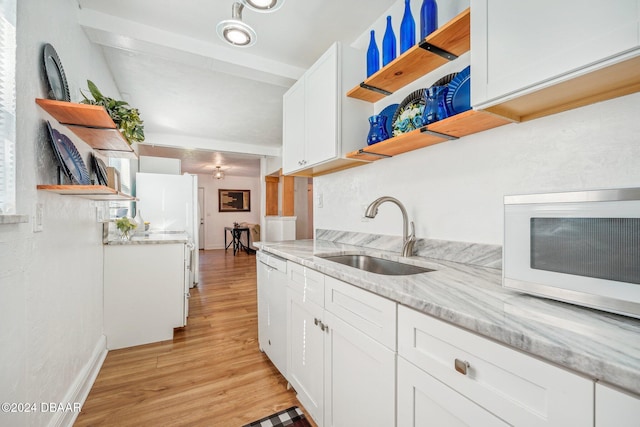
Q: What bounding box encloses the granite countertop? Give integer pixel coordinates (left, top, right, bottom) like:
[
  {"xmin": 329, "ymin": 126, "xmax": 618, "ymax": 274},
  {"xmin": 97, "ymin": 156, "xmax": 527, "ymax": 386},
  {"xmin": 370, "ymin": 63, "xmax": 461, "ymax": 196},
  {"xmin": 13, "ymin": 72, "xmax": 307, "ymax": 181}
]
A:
[
  {"xmin": 257, "ymin": 236, "xmax": 640, "ymax": 396},
  {"xmin": 105, "ymin": 231, "xmax": 191, "ymax": 245}
]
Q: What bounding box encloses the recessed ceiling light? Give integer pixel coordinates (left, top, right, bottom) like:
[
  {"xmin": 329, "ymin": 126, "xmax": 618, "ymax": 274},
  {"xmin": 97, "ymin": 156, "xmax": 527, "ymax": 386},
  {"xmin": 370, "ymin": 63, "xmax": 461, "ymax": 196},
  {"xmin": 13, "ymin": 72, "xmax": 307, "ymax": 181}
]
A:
[
  {"xmin": 241, "ymin": 0, "xmax": 285, "ymax": 13},
  {"xmin": 217, "ymin": 2, "xmax": 257, "ymax": 47}
]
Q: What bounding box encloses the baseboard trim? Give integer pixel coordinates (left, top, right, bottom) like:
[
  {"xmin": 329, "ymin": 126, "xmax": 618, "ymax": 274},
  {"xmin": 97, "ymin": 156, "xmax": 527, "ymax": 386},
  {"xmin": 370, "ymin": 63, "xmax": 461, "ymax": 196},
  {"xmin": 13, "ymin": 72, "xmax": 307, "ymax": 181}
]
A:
[{"xmin": 48, "ymin": 335, "xmax": 107, "ymax": 427}]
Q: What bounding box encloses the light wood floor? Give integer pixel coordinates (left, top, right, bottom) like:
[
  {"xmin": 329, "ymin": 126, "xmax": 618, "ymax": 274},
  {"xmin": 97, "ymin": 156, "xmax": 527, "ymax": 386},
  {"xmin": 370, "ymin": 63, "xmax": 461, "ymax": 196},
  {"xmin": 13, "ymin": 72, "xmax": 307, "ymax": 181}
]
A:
[{"xmin": 75, "ymin": 250, "xmax": 309, "ymax": 427}]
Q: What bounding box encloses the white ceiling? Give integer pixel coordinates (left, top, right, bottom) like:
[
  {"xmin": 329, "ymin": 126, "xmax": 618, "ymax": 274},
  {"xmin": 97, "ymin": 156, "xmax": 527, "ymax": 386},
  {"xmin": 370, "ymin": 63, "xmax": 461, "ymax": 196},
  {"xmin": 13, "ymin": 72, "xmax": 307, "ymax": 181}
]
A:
[{"xmin": 76, "ymin": 0, "xmax": 396, "ymax": 175}]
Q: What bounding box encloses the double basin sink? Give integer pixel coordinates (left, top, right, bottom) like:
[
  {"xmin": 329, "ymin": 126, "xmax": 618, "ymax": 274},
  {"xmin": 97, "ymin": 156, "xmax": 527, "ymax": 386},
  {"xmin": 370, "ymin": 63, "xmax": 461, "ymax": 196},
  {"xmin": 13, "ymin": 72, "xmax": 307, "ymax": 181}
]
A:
[{"xmin": 318, "ymin": 254, "xmax": 434, "ymax": 276}]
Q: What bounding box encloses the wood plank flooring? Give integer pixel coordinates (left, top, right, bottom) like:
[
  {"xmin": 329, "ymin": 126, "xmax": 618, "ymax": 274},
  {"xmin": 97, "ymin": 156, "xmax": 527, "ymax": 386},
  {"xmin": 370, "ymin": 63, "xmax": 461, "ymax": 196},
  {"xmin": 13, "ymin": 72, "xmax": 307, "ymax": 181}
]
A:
[{"xmin": 75, "ymin": 250, "xmax": 310, "ymax": 427}]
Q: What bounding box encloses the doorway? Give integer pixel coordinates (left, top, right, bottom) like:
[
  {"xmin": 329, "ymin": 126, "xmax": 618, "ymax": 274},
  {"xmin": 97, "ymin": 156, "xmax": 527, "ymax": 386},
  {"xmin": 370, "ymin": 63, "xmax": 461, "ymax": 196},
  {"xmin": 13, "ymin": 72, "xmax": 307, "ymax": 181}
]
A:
[{"xmin": 198, "ymin": 187, "xmax": 205, "ymax": 250}]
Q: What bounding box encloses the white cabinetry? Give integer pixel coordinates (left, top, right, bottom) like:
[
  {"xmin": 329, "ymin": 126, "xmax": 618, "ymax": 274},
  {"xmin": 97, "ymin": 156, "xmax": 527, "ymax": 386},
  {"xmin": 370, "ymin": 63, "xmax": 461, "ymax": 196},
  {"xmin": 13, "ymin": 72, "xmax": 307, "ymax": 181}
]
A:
[
  {"xmin": 471, "ymin": 0, "xmax": 640, "ymax": 120},
  {"xmin": 397, "ymin": 305, "xmax": 594, "ymax": 426},
  {"xmin": 287, "ymin": 262, "xmax": 326, "ymax": 425},
  {"xmin": 257, "ymin": 251, "xmax": 288, "ymax": 376},
  {"xmin": 104, "ymin": 243, "xmax": 188, "ymax": 350},
  {"xmin": 282, "ymin": 42, "xmax": 370, "ymax": 176},
  {"xmin": 596, "ymin": 383, "xmax": 640, "ymax": 426},
  {"xmin": 286, "ymin": 262, "xmax": 397, "ymax": 427},
  {"xmin": 323, "ymin": 276, "xmax": 396, "ymax": 427}
]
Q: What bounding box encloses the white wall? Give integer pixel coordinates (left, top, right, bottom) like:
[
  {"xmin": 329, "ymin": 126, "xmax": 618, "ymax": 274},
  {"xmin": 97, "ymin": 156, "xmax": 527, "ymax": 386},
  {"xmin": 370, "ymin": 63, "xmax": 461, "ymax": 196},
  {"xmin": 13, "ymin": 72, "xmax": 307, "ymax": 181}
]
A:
[
  {"xmin": 315, "ymin": 0, "xmax": 640, "ymax": 246},
  {"xmin": 0, "ymin": 0, "xmax": 122, "ymax": 425},
  {"xmin": 197, "ymin": 174, "xmax": 262, "ymax": 249},
  {"xmin": 315, "ymin": 91, "xmax": 640, "ymax": 245}
]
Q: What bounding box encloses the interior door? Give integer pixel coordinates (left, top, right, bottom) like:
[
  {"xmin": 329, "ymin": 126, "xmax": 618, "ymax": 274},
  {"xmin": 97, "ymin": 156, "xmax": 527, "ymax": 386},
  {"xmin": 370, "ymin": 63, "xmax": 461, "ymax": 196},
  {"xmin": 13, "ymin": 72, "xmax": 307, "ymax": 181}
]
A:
[{"xmin": 198, "ymin": 187, "xmax": 204, "ymax": 250}]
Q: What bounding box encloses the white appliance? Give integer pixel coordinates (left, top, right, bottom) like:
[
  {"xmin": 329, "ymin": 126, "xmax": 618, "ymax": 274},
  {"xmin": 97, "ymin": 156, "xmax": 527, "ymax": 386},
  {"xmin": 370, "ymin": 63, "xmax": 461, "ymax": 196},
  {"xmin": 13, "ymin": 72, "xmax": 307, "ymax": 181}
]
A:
[
  {"xmin": 136, "ymin": 172, "xmax": 199, "ymax": 288},
  {"xmin": 504, "ymin": 187, "xmax": 640, "ymax": 319},
  {"xmin": 256, "ymin": 251, "xmax": 288, "ymax": 376}
]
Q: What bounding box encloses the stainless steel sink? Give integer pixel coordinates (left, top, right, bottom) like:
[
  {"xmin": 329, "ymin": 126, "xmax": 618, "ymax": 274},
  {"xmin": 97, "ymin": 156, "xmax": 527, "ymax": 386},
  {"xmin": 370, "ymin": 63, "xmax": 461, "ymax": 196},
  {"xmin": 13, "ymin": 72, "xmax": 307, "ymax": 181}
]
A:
[{"xmin": 319, "ymin": 254, "xmax": 434, "ymax": 276}]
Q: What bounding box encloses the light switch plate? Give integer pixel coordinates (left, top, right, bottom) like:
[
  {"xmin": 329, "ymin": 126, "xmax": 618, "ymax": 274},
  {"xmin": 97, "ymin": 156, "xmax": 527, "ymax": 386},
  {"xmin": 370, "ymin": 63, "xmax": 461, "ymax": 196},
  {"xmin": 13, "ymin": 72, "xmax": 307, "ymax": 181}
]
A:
[
  {"xmin": 96, "ymin": 204, "xmax": 106, "ymax": 222},
  {"xmin": 33, "ymin": 202, "xmax": 44, "ymax": 232}
]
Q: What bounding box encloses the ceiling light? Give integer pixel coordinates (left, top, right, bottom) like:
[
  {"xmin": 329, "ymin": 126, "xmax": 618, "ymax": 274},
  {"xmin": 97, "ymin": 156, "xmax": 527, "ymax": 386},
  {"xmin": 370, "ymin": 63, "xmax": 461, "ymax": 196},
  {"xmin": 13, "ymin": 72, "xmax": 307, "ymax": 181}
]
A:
[
  {"xmin": 241, "ymin": 0, "xmax": 285, "ymax": 13},
  {"xmin": 213, "ymin": 166, "xmax": 225, "ymax": 180},
  {"xmin": 217, "ymin": 2, "xmax": 257, "ymax": 47}
]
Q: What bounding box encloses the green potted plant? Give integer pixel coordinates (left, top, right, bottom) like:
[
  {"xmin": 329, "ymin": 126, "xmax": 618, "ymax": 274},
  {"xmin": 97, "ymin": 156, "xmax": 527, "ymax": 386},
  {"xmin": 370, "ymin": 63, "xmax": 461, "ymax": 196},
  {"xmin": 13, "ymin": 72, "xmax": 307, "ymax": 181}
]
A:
[{"xmin": 80, "ymin": 80, "xmax": 145, "ymax": 145}]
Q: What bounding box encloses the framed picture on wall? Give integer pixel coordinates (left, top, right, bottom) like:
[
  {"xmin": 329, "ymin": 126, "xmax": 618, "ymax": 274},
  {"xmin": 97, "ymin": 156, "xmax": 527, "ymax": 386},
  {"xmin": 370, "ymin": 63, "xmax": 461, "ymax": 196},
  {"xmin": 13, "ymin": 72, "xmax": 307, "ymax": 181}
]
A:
[{"xmin": 219, "ymin": 189, "xmax": 251, "ymax": 212}]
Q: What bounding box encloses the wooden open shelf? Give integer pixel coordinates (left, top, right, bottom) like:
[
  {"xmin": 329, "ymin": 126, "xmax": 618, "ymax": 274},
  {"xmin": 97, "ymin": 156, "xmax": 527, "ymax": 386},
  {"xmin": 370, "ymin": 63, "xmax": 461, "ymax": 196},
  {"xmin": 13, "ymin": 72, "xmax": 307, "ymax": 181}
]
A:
[
  {"xmin": 480, "ymin": 55, "xmax": 640, "ymax": 123},
  {"xmin": 347, "ymin": 8, "xmax": 470, "ymax": 103},
  {"xmin": 37, "ymin": 185, "xmax": 136, "ymax": 201},
  {"xmin": 36, "ymin": 98, "xmax": 136, "ymax": 159},
  {"xmin": 346, "ymin": 110, "xmax": 511, "ymax": 162}
]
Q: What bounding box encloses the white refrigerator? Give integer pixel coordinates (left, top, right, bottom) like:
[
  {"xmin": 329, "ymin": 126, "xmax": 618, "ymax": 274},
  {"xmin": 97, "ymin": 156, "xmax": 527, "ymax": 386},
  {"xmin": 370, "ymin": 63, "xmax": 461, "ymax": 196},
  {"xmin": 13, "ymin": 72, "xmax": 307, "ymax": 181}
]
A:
[{"xmin": 135, "ymin": 172, "xmax": 199, "ymax": 288}]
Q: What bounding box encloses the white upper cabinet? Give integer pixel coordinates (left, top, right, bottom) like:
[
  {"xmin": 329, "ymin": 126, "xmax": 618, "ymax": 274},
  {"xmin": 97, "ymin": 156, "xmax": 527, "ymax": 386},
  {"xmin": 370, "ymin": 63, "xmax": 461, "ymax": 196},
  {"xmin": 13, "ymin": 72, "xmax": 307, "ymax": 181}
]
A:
[
  {"xmin": 282, "ymin": 78, "xmax": 306, "ymax": 175},
  {"xmin": 471, "ymin": 0, "xmax": 640, "ymax": 121},
  {"xmin": 282, "ymin": 42, "xmax": 371, "ymax": 176}
]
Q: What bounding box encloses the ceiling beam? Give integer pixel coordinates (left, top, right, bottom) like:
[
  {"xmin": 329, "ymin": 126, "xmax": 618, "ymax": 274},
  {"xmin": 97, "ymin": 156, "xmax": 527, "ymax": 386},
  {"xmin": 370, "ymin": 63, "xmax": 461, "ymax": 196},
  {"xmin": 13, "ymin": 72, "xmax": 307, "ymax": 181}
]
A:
[
  {"xmin": 142, "ymin": 132, "xmax": 282, "ymax": 158},
  {"xmin": 78, "ymin": 9, "xmax": 305, "ymax": 88}
]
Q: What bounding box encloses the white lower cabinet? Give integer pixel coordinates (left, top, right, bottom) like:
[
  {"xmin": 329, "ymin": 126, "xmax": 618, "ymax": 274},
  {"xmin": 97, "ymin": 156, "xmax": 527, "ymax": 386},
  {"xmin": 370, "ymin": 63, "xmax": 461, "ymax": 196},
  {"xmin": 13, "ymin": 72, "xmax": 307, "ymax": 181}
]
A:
[
  {"xmin": 398, "ymin": 356, "xmax": 508, "ymax": 427},
  {"xmin": 286, "ymin": 262, "xmax": 397, "ymax": 427},
  {"xmin": 596, "ymin": 383, "xmax": 640, "ymax": 427},
  {"xmin": 277, "ymin": 260, "xmax": 632, "ymax": 427},
  {"xmin": 323, "ymin": 277, "xmax": 396, "ymax": 427},
  {"xmin": 104, "ymin": 243, "xmax": 188, "ymax": 350},
  {"xmin": 288, "ymin": 285, "xmax": 326, "ymax": 425},
  {"xmin": 287, "ymin": 262, "xmax": 326, "ymax": 425},
  {"xmin": 397, "ymin": 305, "xmax": 594, "ymax": 426}
]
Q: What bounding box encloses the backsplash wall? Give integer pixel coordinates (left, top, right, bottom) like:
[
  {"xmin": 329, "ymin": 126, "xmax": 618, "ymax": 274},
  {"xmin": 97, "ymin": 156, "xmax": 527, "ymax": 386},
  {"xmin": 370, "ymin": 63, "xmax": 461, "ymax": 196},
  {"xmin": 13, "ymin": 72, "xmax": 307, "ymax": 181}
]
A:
[{"xmin": 314, "ymin": 91, "xmax": 640, "ymax": 245}]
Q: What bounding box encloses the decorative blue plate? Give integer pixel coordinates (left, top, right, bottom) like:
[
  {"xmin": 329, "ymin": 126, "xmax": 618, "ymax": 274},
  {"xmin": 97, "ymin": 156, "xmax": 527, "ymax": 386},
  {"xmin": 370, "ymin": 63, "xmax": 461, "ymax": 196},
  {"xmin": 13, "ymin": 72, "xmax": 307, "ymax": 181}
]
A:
[
  {"xmin": 379, "ymin": 103, "xmax": 399, "ymax": 139},
  {"xmin": 90, "ymin": 152, "xmax": 108, "ymax": 186},
  {"xmin": 46, "ymin": 121, "xmax": 90, "ymax": 185},
  {"xmin": 392, "ymin": 88, "xmax": 428, "ymax": 137},
  {"xmin": 445, "ymin": 66, "xmax": 471, "ymax": 116}
]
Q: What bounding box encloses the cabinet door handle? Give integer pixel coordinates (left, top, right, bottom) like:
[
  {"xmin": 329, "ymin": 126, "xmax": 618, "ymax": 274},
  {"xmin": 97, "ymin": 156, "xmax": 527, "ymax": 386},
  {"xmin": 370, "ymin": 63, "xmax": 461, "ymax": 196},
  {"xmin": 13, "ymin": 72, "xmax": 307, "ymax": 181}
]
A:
[
  {"xmin": 314, "ymin": 318, "xmax": 319, "ymax": 326},
  {"xmin": 454, "ymin": 359, "xmax": 470, "ymax": 376}
]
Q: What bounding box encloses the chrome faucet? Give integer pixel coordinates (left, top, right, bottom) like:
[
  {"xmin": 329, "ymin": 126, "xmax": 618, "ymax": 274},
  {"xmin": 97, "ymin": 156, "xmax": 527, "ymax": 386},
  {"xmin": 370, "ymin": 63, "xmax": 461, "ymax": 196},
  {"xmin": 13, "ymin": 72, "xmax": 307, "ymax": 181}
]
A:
[{"xmin": 364, "ymin": 196, "xmax": 416, "ymax": 257}]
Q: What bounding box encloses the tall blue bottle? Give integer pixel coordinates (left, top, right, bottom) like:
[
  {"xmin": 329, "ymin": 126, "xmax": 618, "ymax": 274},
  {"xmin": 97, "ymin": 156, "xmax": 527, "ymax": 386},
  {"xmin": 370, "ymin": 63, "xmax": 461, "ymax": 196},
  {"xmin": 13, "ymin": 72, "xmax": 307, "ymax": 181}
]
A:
[
  {"xmin": 366, "ymin": 30, "xmax": 380, "ymax": 77},
  {"xmin": 400, "ymin": 0, "xmax": 416, "ymax": 53},
  {"xmin": 382, "ymin": 16, "xmax": 396, "ymax": 66},
  {"xmin": 420, "ymin": 0, "xmax": 438, "ymax": 39}
]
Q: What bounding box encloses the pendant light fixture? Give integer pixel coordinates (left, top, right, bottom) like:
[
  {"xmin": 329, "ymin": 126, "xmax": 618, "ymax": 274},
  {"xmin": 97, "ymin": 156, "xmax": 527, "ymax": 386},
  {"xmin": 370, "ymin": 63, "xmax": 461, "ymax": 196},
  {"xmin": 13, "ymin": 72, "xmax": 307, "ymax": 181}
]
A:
[
  {"xmin": 217, "ymin": 2, "xmax": 257, "ymax": 47},
  {"xmin": 241, "ymin": 0, "xmax": 285, "ymax": 13},
  {"xmin": 213, "ymin": 166, "xmax": 225, "ymax": 180}
]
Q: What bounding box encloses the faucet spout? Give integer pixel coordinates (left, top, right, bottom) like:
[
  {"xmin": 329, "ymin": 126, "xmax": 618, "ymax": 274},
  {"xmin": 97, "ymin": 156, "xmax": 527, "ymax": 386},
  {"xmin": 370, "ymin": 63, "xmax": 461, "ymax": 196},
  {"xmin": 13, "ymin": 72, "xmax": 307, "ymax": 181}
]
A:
[{"xmin": 364, "ymin": 196, "xmax": 416, "ymax": 257}]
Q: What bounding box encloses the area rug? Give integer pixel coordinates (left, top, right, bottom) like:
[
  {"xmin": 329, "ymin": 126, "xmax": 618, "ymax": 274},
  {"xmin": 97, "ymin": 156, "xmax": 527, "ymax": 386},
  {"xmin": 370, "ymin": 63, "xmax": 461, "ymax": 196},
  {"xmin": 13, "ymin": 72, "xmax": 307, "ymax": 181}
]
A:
[{"xmin": 243, "ymin": 406, "xmax": 312, "ymax": 427}]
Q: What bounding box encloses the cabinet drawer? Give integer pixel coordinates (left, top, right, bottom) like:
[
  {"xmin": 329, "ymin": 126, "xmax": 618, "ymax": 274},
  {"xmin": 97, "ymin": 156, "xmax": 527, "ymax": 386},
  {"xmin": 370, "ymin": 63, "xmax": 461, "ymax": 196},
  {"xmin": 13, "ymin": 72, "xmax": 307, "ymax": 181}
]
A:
[
  {"xmin": 398, "ymin": 305, "xmax": 594, "ymax": 426},
  {"xmin": 287, "ymin": 261, "xmax": 324, "ymax": 307},
  {"xmin": 325, "ymin": 276, "xmax": 396, "ymax": 350},
  {"xmin": 398, "ymin": 356, "xmax": 509, "ymax": 427}
]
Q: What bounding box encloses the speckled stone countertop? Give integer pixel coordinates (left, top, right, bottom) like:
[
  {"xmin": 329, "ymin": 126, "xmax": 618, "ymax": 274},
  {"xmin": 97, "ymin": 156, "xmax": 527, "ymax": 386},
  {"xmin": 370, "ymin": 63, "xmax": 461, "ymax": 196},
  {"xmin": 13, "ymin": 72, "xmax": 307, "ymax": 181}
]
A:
[
  {"xmin": 105, "ymin": 231, "xmax": 190, "ymax": 245},
  {"xmin": 257, "ymin": 235, "xmax": 640, "ymax": 396}
]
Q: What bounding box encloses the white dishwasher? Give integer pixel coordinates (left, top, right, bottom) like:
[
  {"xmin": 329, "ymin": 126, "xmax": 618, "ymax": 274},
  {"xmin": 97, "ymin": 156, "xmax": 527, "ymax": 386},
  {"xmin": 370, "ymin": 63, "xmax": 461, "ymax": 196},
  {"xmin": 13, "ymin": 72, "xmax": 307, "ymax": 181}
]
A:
[{"xmin": 257, "ymin": 250, "xmax": 288, "ymax": 377}]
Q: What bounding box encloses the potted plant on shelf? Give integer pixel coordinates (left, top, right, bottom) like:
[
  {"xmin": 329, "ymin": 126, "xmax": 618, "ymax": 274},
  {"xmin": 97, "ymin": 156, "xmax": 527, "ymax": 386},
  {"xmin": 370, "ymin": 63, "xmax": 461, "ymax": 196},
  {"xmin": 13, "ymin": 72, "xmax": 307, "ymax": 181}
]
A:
[{"xmin": 80, "ymin": 80, "xmax": 145, "ymax": 145}]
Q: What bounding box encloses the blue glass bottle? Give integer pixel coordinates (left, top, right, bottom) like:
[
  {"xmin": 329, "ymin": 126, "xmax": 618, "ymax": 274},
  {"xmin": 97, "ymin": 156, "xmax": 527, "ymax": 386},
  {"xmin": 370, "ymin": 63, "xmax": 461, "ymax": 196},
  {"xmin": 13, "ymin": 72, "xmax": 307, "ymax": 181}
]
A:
[
  {"xmin": 366, "ymin": 30, "xmax": 380, "ymax": 77},
  {"xmin": 400, "ymin": 0, "xmax": 416, "ymax": 53},
  {"xmin": 382, "ymin": 16, "xmax": 396, "ymax": 66},
  {"xmin": 420, "ymin": 0, "xmax": 438, "ymax": 39}
]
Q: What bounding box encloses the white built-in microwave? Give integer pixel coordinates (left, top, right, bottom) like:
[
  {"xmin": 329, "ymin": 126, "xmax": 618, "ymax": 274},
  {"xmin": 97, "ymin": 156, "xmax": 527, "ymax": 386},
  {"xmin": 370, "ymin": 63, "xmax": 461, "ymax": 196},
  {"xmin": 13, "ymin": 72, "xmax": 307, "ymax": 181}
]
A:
[{"xmin": 503, "ymin": 187, "xmax": 640, "ymax": 319}]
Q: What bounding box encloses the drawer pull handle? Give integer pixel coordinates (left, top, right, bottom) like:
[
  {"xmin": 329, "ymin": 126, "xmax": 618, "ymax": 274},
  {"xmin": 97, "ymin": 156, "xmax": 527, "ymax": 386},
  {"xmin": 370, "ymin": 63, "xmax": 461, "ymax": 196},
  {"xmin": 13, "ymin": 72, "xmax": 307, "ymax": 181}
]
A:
[{"xmin": 454, "ymin": 359, "xmax": 470, "ymax": 376}]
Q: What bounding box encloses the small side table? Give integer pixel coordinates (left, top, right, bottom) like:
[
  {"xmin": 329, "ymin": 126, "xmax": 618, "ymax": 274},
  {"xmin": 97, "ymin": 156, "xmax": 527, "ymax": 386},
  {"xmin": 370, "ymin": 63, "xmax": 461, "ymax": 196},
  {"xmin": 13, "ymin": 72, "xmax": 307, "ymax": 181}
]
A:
[{"xmin": 224, "ymin": 226, "xmax": 251, "ymax": 255}]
